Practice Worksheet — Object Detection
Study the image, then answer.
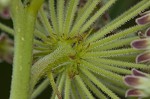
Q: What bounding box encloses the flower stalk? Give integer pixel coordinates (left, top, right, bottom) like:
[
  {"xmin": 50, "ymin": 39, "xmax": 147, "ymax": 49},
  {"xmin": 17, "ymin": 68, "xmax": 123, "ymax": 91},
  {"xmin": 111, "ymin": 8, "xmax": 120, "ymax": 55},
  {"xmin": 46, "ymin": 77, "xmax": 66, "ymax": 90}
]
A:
[
  {"xmin": 0, "ymin": 0, "xmax": 149, "ymax": 98},
  {"xmin": 9, "ymin": 0, "xmax": 44, "ymax": 99}
]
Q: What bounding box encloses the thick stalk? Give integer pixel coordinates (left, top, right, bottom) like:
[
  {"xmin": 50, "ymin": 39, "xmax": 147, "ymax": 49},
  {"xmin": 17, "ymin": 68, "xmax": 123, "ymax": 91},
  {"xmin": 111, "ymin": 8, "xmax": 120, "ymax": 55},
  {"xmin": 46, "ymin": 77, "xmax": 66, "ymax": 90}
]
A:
[
  {"xmin": 10, "ymin": 12, "xmax": 36, "ymax": 99},
  {"xmin": 31, "ymin": 42, "xmax": 74, "ymax": 91},
  {"xmin": 10, "ymin": 0, "xmax": 44, "ymax": 99}
]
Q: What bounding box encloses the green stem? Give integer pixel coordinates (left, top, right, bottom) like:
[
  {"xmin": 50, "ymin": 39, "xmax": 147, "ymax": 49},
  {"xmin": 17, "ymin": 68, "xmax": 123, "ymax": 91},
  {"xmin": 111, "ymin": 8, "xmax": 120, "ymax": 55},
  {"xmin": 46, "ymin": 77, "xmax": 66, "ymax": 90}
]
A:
[
  {"xmin": 10, "ymin": 12, "xmax": 36, "ymax": 99},
  {"xmin": 10, "ymin": 0, "xmax": 44, "ymax": 99},
  {"xmin": 47, "ymin": 72, "xmax": 62, "ymax": 99},
  {"xmin": 80, "ymin": 67, "xmax": 119, "ymax": 99},
  {"xmin": 0, "ymin": 23, "xmax": 14, "ymax": 35},
  {"xmin": 0, "ymin": 22, "xmax": 49, "ymax": 42},
  {"xmin": 75, "ymin": 75, "xmax": 94, "ymax": 99},
  {"xmin": 31, "ymin": 79, "xmax": 49, "ymax": 99},
  {"xmin": 80, "ymin": 73, "xmax": 107, "ymax": 99},
  {"xmin": 64, "ymin": 74, "xmax": 71, "ymax": 99},
  {"xmin": 31, "ymin": 42, "xmax": 73, "ymax": 92},
  {"xmin": 28, "ymin": 0, "xmax": 45, "ymax": 16}
]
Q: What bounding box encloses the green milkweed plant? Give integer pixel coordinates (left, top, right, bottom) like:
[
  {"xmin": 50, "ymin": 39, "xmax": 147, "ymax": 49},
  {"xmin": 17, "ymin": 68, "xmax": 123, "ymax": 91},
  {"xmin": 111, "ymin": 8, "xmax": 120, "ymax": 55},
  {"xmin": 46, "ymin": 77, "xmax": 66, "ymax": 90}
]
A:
[{"xmin": 0, "ymin": 0, "xmax": 150, "ymax": 99}]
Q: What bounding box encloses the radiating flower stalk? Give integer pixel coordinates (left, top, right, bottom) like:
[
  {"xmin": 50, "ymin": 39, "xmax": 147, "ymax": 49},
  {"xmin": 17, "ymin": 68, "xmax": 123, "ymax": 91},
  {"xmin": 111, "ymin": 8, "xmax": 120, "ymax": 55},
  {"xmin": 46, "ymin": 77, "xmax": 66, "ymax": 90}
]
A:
[
  {"xmin": 1, "ymin": 0, "xmax": 150, "ymax": 99},
  {"xmin": 31, "ymin": 0, "xmax": 150, "ymax": 99}
]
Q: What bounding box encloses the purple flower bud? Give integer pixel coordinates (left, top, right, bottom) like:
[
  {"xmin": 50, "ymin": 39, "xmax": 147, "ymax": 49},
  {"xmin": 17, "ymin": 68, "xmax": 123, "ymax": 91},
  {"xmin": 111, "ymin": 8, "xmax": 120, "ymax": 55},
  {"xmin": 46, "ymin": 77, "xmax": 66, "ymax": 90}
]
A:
[
  {"xmin": 131, "ymin": 38, "xmax": 150, "ymax": 50},
  {"xmin": 124, "ymin": 76, "xmax": 141, "ymax": 87},
  {"xmin": 124, "ymin": 69, "xmax": 150, "ymax": 98},
  {"xmin": 136, "ymin": 51, "xmax": 150, "ymax": 63},
  {"xmin": 145, "ymin": 28, "xmax": 150, "ymax": 37},
  {"xmin": 132, "ymin": 69, "xmax": 147, "ymax": 77},
  {"xmin": 0, "ymin": 33, "xmax": 13, "ymax": 64},
  {"xmin": 0, "ymin": 7, "xmax": 10, "ymax": 19},
  {"xmin": 126, "ymin": 89, "xmax": 145, "ymax": 97},
  {"xmin": 136, "ymin": 14, "xmax": 150, "ymax": 25}
]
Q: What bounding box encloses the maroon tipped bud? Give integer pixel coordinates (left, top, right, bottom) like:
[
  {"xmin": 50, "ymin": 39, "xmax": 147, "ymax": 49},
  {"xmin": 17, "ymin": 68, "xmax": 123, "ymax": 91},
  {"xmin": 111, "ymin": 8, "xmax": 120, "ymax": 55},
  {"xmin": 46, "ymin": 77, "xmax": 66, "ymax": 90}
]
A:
[
  {"xmin": 0, "ymin": 33, "xmax": 13, "ymax": 64},
  {"xmin": 124, "ymin": 76, "xmax": 141, "ymax": 87},
  {"xmin": 132, "ymin": 69, "xmax": 147, "ymax": 77},
  {"xmin": 0, "ymin": 33, "xmax": 7, "ymax": 41},
  {"xmin": 124, "ymin": 68, "xmax": 150, "ymax": 98},
  {"xmin": 145, "ymin": 28, "xmax": 150, "ymax": 37},
  {"xmin": 136, "ymin": 51, "xmax": 150, "ymax": 63},
  {"xmin": 126, "ymin": 89, "xmax": 145, "ymax": 97},
  {"xmin": 131, "ymin": 39, "xmax": 150, "ymax": 50},
  {"xmin": 0, "ymin": 7, "xmax": 10, "ymax": 19},
  {"xmin": 136, "ymin": 14, "xmax": 150, "ymax": 25}
]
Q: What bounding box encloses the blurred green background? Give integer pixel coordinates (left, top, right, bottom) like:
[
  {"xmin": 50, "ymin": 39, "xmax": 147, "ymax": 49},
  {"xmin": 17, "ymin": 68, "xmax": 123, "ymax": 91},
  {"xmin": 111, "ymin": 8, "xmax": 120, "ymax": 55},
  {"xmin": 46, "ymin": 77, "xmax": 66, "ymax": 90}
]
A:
[{"xmin": 0, "ymin": 0, "xmax": 141, "ymax": 98}]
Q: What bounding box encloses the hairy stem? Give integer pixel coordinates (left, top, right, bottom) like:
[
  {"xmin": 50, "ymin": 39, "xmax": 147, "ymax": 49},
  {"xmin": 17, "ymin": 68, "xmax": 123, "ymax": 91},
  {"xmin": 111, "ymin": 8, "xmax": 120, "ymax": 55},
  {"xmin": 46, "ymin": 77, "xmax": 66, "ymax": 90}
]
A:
[
  {"xmin": 31, "ymin": 42, "xmax": 73, "ymax": 92},
  {"xmin": 47, "ymin": 72, "xmax": 62, "ymax": 99},
  {"xmin": 10, "ymin": 11, "xmax": 36, "ymax": 99},
  {"xmin": 10, "ymin": 0, "xmax": 44, "ymax": 98},
  {"xmin": 31, "ymin": 79, "xmax": 49, "ymax": 99},
  {"xmin": 0, "ymin": 23, "xmax": 14, "ymax": 35}
]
